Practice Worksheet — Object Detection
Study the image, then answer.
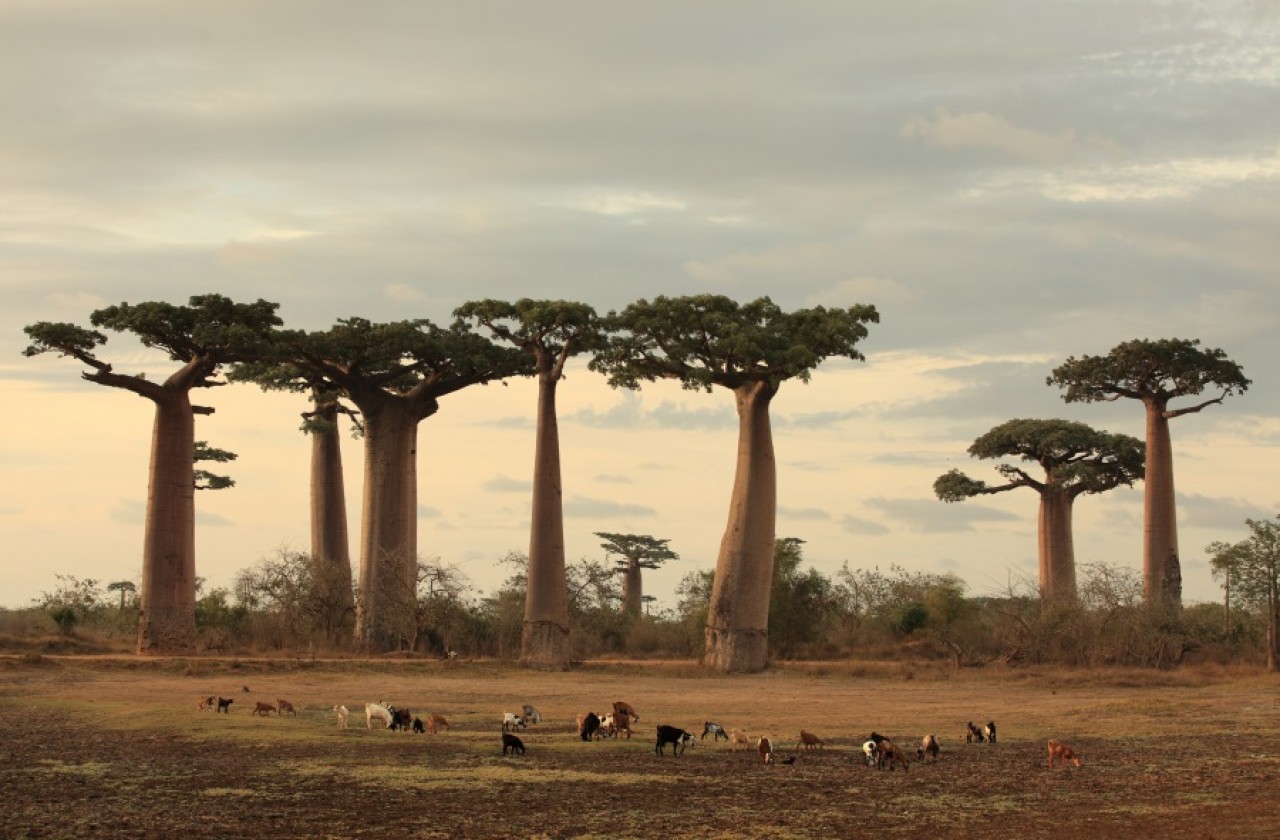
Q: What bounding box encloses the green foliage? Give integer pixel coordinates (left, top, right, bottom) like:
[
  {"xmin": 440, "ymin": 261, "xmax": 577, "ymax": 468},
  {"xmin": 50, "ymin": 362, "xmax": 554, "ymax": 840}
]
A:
[
  {"xmin": 595, "ymin": 533, "xmax": 679, "ymax": 572},
  {"xmin": 1048, "ymin": 337, "xmax": 1250, "ymax": 405},
  {"xmin": 935, "ymin": 419, "xmax": 1144, "ymax": 501},
  {"xmin": 590, "ymin": 294, "xmax": 879, "ymax": 392},
  {"xmin": 35, "ymin": 575, "xmax": 103, "ymax": 636},
  {"xmin": 454, "ymin": 298, "xmax": 606, "ymax": 372},
  {"xmin": 768, "ymin": 538, "xmax": 838, "ymax": 658},
  {"xmin": 193, "ymin": 441, "xmax": 237, "ymax": 491}
]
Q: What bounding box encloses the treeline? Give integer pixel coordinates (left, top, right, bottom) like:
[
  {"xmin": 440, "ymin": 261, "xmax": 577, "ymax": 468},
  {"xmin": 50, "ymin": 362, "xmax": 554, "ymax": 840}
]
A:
[{"xmin": 16, "ymin": 537, "xmax": 1272, "ymax": 669}]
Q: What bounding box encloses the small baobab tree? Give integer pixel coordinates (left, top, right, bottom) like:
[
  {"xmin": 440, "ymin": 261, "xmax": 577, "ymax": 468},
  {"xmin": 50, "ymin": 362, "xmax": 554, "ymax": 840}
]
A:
[
  {"xmin": 934, "ymin": 419, "xmax": 1144, "ymax": 601},
  {"xmin": 591, "ymin": 294, "xmax": 878, "ymax": 672},
  {"xmin": 455, "ymin": 299, "xmax": 604, "ymax": 669},
  {"xmin": 595, "ymin": 532, "xmax": 679, "ymax": 618},
  {"xmin": 24, "ymin": 294, "xmax": 282, "ymax": 654},
  {"xmin": 1048, "ymin": 338, "xmax": 1249, "ymax": 606}
]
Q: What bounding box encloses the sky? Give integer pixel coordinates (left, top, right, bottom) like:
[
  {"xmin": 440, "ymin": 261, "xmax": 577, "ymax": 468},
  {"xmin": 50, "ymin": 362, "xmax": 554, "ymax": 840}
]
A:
[{"xmin": 2, "ymin": 1, "xmax": 1278, "ymax": 613}]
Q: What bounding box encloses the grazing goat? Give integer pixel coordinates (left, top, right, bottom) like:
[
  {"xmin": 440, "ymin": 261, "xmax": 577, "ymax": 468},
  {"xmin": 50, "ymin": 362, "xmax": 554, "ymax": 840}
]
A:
[
  {"xmin": 502, "ymin": 732, "xmax": 526, "ymax": 755},
  {"xmin": 966, "ymin": 721, "xmax": 985, "ymax": 743},
  {"xmin": 426, "ymin": 713, "xmax": 449, "ymax": 735},
  {"xmin": 253, "ymin": 701, "xmax": 276, "ymax": 716},
  {"xmin": 1048, "ymin": 739, "xmax": 1082, "ymax": 768},
  {"xmin": 796, "ymin": 730, "xmax": 824, "ymax": 750},
  {"xmin": 862, "ymin": 740, "xmax": 880, "ymax": 767},
  {"xmin": 869, "ymin": 733, "xmax": 909, "ymax": 771},
  {"xmin": 277, "ymin": 699, "xmax": 296, "ymax": 717},
  {"xmin": 216, "ymin": 697, "xmax": 233, "ymax": 714},
  {"xmin": 598, "ymin": 713, "xmax": 618, "ymax": 739},
  {"xmin": 502, "ymin": 712, "xmax": 527, "ymax": 733},
  {"xmin": 613, "ymin": 701, "xmax": 639, "ymax": 723},
  {"xmin": 984, "ymin": 721, "xmax": 997, "ymax": 744},
  {"xmin": 758, "ymin": 736, "xmax": 774, "ymax": 764},
  {"xmin": 701, "ymin": 722, "xmax": 728, "ymax": 742},
  {"xmin": 388, "ymin": 707, "xmax": 413, "ymax": 732},
  {"xmin": 333, "ymin": 705, "xmax": 350, "ymax": 729},
  {"xmin": 655, "ymin": 725, "xmax": 695, "ymax": 756},
  {"xmin": 365, "ymin": 703, "xmax": 393, "ymax": 730},
  {"xmin": 412, "ymin": 717, "xmax": 425, "ymax": 734},
  {"xmin": 578, "ymin": 712, "xmax": 601, "ymax": 742},
  {"xmin": 613, "ymin": 710, "xmax": 634, "ymax": 739},
  {"xmin": 918, "ymin": 734, "xmax": 940, "ymax": 762},
  {"xmin": 729, "ymin": 729, "xmax": 751, "ymax": 751},
  {"xmin": 521, "ymin": 705, "xmax": 543, "ymax": 725},
  {"xmin": 198, "ymin": 696, "xmax": 216, "ymax": 711}
]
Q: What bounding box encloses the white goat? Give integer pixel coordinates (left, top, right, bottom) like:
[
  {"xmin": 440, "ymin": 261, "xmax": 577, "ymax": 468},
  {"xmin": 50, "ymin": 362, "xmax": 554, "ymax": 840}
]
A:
[
  {"xmin": 502, "ymin": 712, "xmax": 526, "ymax": 732},
  {"xmin": 333, "ymin": 705, "xmax": 350, "ymax": 729},
  {"xmin": 365, "ymin": 703, "xmax": 393, "ymax": 730},
  {"xmin": 862, "ymin": 740, "xmax": 880, "ymax": 767}
]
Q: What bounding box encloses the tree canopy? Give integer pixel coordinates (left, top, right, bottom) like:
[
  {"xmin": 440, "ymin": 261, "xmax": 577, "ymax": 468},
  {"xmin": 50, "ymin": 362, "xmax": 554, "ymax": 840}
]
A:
[
  {"xmin": 934, "ymin": 419, "xmax": 1144, "ymax": 502},
  {"xmin": 590, "ymin": 294, "xmax": 879, "ymax": 392},
  {"xmin": 1047, "ymin": 337, "xmax": 1250, "ymax": 410}
]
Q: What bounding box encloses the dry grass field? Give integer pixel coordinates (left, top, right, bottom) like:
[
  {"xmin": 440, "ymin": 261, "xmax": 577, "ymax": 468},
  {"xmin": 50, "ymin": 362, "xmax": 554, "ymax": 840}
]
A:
[{"xmin": 1, "ymin": 656, "xmax": 1277, "ymax": 839}]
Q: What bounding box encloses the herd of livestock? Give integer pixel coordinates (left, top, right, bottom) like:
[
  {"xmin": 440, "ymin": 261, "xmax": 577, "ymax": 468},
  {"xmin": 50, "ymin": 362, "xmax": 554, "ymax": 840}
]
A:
[{"xmin": 197, "ymin": 691, "xmax": 1084, "ymax": 769}]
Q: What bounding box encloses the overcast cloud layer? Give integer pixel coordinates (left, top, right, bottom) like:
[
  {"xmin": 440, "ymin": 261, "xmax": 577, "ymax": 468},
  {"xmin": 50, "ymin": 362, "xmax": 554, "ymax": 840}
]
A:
[{"xmin": 2, "ymin": 1, "xmax": 1277, "ymax": 610}]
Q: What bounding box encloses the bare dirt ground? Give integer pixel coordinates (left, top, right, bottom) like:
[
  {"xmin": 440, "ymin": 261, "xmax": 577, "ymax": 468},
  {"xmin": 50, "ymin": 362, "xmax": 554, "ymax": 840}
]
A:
[{"xmin": 1, "ymin": 656, "xmax": 1277, "ymax": 839}]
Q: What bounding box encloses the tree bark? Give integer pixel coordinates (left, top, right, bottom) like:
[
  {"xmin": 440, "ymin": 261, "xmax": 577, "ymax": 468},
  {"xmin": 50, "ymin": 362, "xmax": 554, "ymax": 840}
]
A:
[
  {"xmin": 704, "ymin": 381, "xmax": 777, "ymax": 673},
  {"xmin": 136, "ymin": 392, "xmax": 198, "ymax": 654},
  {"xmin": 521, "ymin": 371, "xmax": 571, "ymax": 669},
  {"xmin": 354, "ymin": 400, "xmax": 420, "ymax": 651},
  {"xmin": 309, "ymin": 401, "xmax": 355, "ymax": 642},
  {"xmin": 1143, "ymin": 399, "xmax": 1181, "ymax": 605},
  {"xmin": 621, "ymin": 561, "xmax": 643, "ymax": 618},
  {"xmin": 1038, "ymin": 487, "xmax": 1077, "ymax": 602}
]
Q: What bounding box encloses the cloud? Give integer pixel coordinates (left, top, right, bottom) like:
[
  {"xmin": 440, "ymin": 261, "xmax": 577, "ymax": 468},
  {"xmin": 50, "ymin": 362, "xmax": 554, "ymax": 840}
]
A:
[
  {"xmin": 384, "ymin": 283, "xmax": 426, "ymax": 302},
  {"xmin": 483, "ymin": 475, "xmax": 532, "ymax": 493},
  {"xmin": 779, "ymin": 505, "xmax": 831, "ymax": 521},
  {"xmin": 543, "ymin": 190, "xmax": 686, "ymax": 217},
  {"xmin": 841, "ymin": 515, "xmax": 890, "ymax": 535},
  {"xmin": 595, "ymin": 474, "xmax": 633, "ymax": 484},
  {"xmin": 902, "ymin": 108, "xmax": 1121, "ymax": 163},
  {"xmin": 864, "ymin": 496, "xmax": 1021, "ymax": 533},
  {"xmin": 563, "ymin": 496, "xmax": 657, "ymax": 518},
  {"xmin": 567, "ymin": 392, "xmax": 733, "ymax": 431},
  {"xmin": 1179, "ymin": 493, "xmax": 1276, "ymax": 531}
]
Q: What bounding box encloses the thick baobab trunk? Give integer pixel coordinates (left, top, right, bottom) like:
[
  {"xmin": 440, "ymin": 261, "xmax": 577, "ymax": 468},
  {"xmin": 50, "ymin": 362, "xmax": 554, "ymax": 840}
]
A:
[
  {"xmin": 355, "ymin": 402, "xmax": 419, "ymax": 652},
  {"xmin": 1143, "ymin": 400, "xmax": 1181, "ymax": 606},
  {"xmin": 136, "ymin": 394, "xmax": 198, "ymax": 655},
  {"xmin": 621, "ymin": 561, "xmax": 643, "ymax": 618},
  {"xmin": 705, "ymin": 382, "xmax": 777, "ymax": 673},
  {"xmin": 1037, "ymin": 488, "xmax": 1077, "ymax": 601},
  {"xmin": 310, "ymin": 402, "xmax": 355, "ymax": 642},
  {"xmin": 522, "ymin": 373, "xmax": 571, "ymax": 669}
]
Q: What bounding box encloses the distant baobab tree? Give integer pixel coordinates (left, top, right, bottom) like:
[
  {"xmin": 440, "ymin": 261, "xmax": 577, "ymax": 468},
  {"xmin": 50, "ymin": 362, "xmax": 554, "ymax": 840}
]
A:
[
  {"xmin": 934, "ymin": 419, "xmax": 1144, "ymax": 601},
  {"xmin": 456, "ymin": 299, "xmax": 604, "ymax": 670},
  {"xmin": 1049, "ymin": 338, "xmax": 1249, "ymax": 605}
]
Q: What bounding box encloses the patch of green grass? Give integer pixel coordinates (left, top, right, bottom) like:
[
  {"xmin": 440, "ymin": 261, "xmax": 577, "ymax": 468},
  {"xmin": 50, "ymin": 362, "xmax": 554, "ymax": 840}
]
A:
[
  {"xmin": 31, "ymin": 759, "xmax": 112, "ymax": 777},
  {"xmin": 201, "ymin": 787, "xmax": 260, "ymax": 797}
]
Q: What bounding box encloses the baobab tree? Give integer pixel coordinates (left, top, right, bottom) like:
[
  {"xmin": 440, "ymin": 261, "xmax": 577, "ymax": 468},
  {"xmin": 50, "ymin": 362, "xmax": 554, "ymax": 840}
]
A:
[
  {"xmin": 591, "ymin": 295, "xmax": 878, "ymax": 672},
  {"xmin": 595, "ymin": 532, "xmax": 679, "ymax": 618},
  {"xmin": 1048, "ymin": 338, "xmax": 1249, "ymax": 605},
  {"xmin": 228, "ymin": 353, "xmax": 360, "ymax": 643},
  {"xmin": 23, "ymin": 294, "xmax": 283, "ymax": 654},
  {"xmin": 934, "ymin": 419, "xmax": 1145, "ymax": 601},
  {"xmin": 455, "ymin": 299, "xmax": 604, "ymax": 669},
  {"xmin": 239, "ymin": 318, "xmax": 531, "ymax": 651}
]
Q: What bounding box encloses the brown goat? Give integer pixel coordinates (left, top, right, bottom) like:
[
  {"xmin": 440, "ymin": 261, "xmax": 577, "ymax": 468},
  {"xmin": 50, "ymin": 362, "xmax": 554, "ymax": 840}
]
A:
[
  {"xmin": 253, "ymin": 701, "xmax": 276, "ymax": 716},
  {"xmin": 758, "ymin": 736, "xmax": 774, "ymax": 764},
  {"xmin": 796, "ymin": 730, "xmax": 824, "ymax": 750},
  {"xmin": 877, "ymin": 738, "xmax": 910, "ymax": 771},
  {"xmin": 729, "ymin": 729, "xmax": 751, "ymax": 751},
  {"xmin": 426, "ymin": 713, "xmax": 450, "ymax": 735},
  {"xmin": 918, "ymin": 734, "xmax": 940, "ymax": 762},
  {"xmin": 277, "ymin": 699, "xmax": 296, "ymax": 717},
  {"xmin": 1048, "ymin": 739, "xmax": 1082, "ymax": 768},
  {"xmin": 612, "ymin": 701, "xmax": 639, "ymax": 723}
]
